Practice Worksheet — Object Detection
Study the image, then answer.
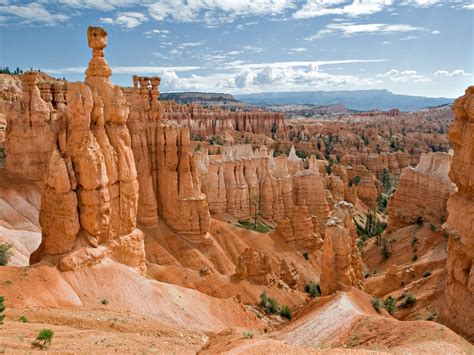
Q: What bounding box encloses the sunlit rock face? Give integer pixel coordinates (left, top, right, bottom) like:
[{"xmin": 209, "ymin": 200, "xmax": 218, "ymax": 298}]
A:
[
  {"xmin": 29, "ymin": 26, "xmax": 146, "ymax": 273},
  {"xmin": 443, "ymin": 86, "xmax": 474, "ymax": 340},
  {"xmin": 125, "ymin": 76, "xmax": 211, "ymax": 242},
  {"xmin": 387, "ymin": 151, "xmax": 456, "ymax": 231},
  {"xmin": 320, "ymin": 201, "xmax": 364, "ymax": 296}
]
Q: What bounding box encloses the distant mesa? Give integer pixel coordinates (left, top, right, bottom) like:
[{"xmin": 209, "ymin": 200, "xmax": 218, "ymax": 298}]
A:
[{"xmin": 234, "ymin": 89, "xmax": 454, "ymax": 111}]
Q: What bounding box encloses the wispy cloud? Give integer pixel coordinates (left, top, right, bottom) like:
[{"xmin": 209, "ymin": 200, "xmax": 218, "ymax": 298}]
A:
[
  {"xmin": 44, "ymin": 66, "xmax": 201, "ymax": 75},
  {"xmin": 147, "ymin": 0, "xmax": 294, "ymax": 23},
  {"xmin": 434, "ymin": 69, "xmax": 471, "ymax": 77},
  {"xmin": 307, "ymin": 22, "xmax": 426, "ymax": 39},
  {"xmin": 377, "ymin": 69, "xmax": 430, "ymax": 82},
  {"xmin": 293, "ymin": 0, "xmax": 389, "ymax": 19},
  {"xmin": 0, "ymin": 2, "xmax": 69, "ymax": 25},
  {"xmin": 100, "ymin": 11, "xmax": 147, "ymax": 29},
  {"xmin": 289, "ymin": 47, "xmax": 308, "ymax": 54}
]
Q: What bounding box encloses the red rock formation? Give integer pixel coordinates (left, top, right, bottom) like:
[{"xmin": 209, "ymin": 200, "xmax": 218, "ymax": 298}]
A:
[
  {"xmin": 4, "ymin": 72, "xmax": 56, "ymax": 180},
  {"xmin": 161, "ymin": 100, "xmax": 286, "ymax": 137},
  {"xmin": 388, "ymin": 152, "xmax": 456, "ymax": 230},
  {"xmin": 30, "ymin": 26, "xmax": 146, "ymax": 273},
  {"xmin": 443, "ymin": 86, "xmax": 474, "ymax": 340},
  {"xmin": 234, "ymin": 248, "xmax": 299, "ymax": 289},
  {"xmin": 320, "ymin": 201, "xmax": 364, "ymax": 295},
  {"xmin": 125, "ymin": 77, "xmax": 211, "ymax": 241}
]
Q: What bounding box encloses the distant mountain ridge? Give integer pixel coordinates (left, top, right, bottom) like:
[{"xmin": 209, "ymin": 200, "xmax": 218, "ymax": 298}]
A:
[{"xmin": 234, "ymin": 89, "xmax": 454, "ymax": 111}]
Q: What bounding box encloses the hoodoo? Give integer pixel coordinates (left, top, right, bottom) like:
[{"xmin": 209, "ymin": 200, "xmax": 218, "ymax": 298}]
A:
[{"xmin": 29, "ymin": 27, "xmax": 146, "ymax": 273}]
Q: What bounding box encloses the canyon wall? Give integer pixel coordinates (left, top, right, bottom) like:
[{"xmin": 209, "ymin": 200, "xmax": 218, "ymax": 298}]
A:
[
  {"xmin": 444, "ymin": 86, "xmax": 474, "ymax": 340},
  {"xmin": 161, "ymin": 100, "xmax": 286, "ymax": 137},
  {"xmin": 29, "ymin": 27, "xmax": 146, "ymax": 273},
  {"xmin": 388, "ymin": 152, "xmax": 456, "ymax": 230}
]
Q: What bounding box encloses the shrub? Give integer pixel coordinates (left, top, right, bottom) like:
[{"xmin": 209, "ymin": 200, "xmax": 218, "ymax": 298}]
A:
[
  {"xmin": 101, "ymin": 298, "xmax": 109, "ymax": 305},
  {"xmin": 304, "ymin": 283, "xmax": 321, "ymax": 298},
  {"xmin": 260, "ymin": 290, "xmax": 268, "ymax": 308},
  {"xmin": 260, "ymin": 291, "xmax": 279, "ymax": 314},
  {"xmin": 302, "ymin": 251, "xmax": 309, "ymax": 260},
  {"xmin": 33, "ymin": 328, "xmax": 54, "ymax": 349},
  {"xmin": 422, "ymin": 270, "xmax": 432, "ymax": 278},
  {"xmin": 279, "ymin": 305, "xmax": 292, "ymax": 320},
  {"xmin": 429, "ymin": 224, "xmax": 436, "ymax": 232},
  {"xmin": 19, "ymin": 315, "xmax": 28, "ymax": 323},
  {"xmin": 426, "ymin": 311, "xmax": 437, "ymax": 321},
  {"xmin": 0, "ymin": 295, "xmax": 5, "ymax": 324},
  {"xmin": 371, "ymin": 297, "xmax": 383, "ymax": 313},
  {"xmin": 412, "ymin": 255, "xmax": 418, "ymax": 262},
  {"xmin": 381, "ymin": 238, "xmax": 391, "ymax": 260},
  {"xmin": 351, "ymin": 176, "xmax": 361, "ymax": 186},
  {"xmin": 400, "ymin": 293, "xmax": 416, "ymax": 308},
  {"xmin": 384, "ymin": 296, "xmax": 396, "ymax": 315},
  {"xmin": 243, "ymin": 331, "xmax": 254, "ymax": 339},
  {"xmin": 0, "ymin": 243, "xmax": 12, "ymax": 266},
  {"xmin": 415, "ymin": 216, "xmax": 423, "ymax": 227},
  {"xmin": 267, "ymin": 297, "xmax": 279, "ymax": 314}
]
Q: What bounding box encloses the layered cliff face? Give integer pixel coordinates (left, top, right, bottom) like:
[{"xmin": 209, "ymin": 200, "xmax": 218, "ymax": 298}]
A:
[
  {"xmin": 125, "ymin": 77, "xmax": 211, "ymax": 240},
  {"xmin": 29, "ymin": 27, "xmax": 146, "ymax": 273},
  {"xmin": 195, "ymin": 145, "xmax": 330, "ymax": 246},
  {"xmin": 4, "ymin": 73, "xmax": 56, "ymax": 180},
  {"xmin": 320, "ymin": 201, "xmax": 364, "ymax": 295},
  {"xmin": 161, "ymin": 100, "xmax": 286, "ymax": 137},
  {"xmin": 444, "ymin": 86, "xmax": 474, "ymax": 340},
  {"xmin": 340, "ymin": 152, "xmax": 417, "ymax": 177},
  {"xmin": 388, "ymin": 152, "xmax": 456, "ymax": 230}
]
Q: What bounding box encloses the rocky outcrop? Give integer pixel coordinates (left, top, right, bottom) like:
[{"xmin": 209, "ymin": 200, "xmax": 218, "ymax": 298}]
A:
[
  {"xmin": 276, "ymin": 205, "xmax": 322, "ymax": 250},
  {"xmin": 196, "ymin": 146, "xmax": 330, "ymax": 242},
  {"xmin": 340, "ymin": 151, "xmax": 417, "ymax": 177},
  {"xmin": 4, "ymin": 72, "xmax": 56, "ymax": 180},
  {"xmin": 125, "ymin": 77, "xmax": 211, "ymax": 240},
  {"xmin": 161, "ymin": 100, "xmax": 286, "ymax": 137},
  {"xmin": 234, "ymin": 248, "xmax": 299, "ymax": 289},
  {"xmin": 388, "ymin": 152, "xmax": 456, "ymax": 230},
  {"xmin": 30, "ymin": 26, "xmax": 146, "ymax": 273},
  {"xmin": 443, "ymin": 86, "xmax": 474, "ymax": 340},
  {"xmin": 320, "ymin": 201, "xmax": 364, "ymax": 295}
]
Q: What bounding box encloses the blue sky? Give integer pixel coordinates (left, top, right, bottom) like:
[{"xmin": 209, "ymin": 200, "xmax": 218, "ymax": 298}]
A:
[{"xmin": 1, "ymin": 0, "xmax": 473, "ymax": 97}]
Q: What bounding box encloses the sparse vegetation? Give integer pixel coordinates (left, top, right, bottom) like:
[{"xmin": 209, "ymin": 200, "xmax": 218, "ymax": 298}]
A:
[
  {"xmin": 243, "ymin": 330, "xmax": 254, "ymax": 339},
  {"xmin": 350, "ymin": 175, "xmax": 361, "ymax": 186},
  {"xmin": 371, "ymin": 297, "xmax": 383, "ymax": 313},
  {"xmin": 236, "ymin": 220, "xmax": 271, "ymax": 233},
  {"xmin": 279, "ymin": 305, "xmax": 292, "ymax": 320},
  {"xmin": 260, "ymin": 291, "xmax": 279, "ymax": 314},
  {"xmin": 415, "ymin": 216, "xmax": 424, "ymax": 227},
  {"xmin": 304, "ymin": 283, "xmax": 321, "ymax": 298},
  {"xmin": 384, "ymin": 296, "xmax": 396, "ymax": 315},
  {"xmin": 0, "ymin": 243, "xmax": 12, "ymax": 266},
  {"xmin": 32, "ymin": 328, "xmax": 54, "ymax": 350},
  {"xmin": 426, "ymin": 311, "xmax": 437, "ymax": 321},
  {"xmin": 0, "ymin": 296, "xmax": 5, "ymax": 325},
  {"xmin": 381, "ymin": 237, "xmax": 391, "ymax": 260},
  {"xmin": 19, "ymin": 315, "xmax": 28, "ymax": 323},
  {"xmin": 400, "ymin": 293, "xmax": 416, "ymax": 308}
]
